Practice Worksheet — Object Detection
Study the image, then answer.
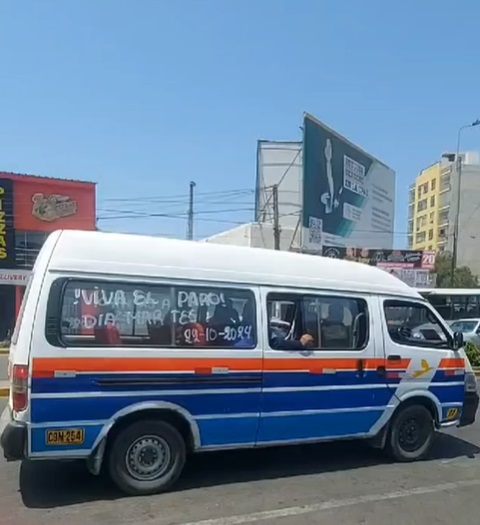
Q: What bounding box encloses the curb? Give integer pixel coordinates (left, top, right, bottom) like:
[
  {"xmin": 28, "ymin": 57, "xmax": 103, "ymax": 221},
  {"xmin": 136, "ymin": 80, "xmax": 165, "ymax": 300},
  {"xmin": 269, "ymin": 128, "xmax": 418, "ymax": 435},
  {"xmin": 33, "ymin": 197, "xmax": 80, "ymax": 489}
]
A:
[{"xmin": 0, "ymin": 349, "xmax": 9, "ymax": 355}]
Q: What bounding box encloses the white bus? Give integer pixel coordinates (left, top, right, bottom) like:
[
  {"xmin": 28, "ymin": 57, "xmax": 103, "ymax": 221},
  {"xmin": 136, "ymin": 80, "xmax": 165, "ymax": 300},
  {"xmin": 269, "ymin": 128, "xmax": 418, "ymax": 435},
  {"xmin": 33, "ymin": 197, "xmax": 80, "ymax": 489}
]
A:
[{"xmin": 418, "ymin": 288, "xmax": 480, "ymax": 323}]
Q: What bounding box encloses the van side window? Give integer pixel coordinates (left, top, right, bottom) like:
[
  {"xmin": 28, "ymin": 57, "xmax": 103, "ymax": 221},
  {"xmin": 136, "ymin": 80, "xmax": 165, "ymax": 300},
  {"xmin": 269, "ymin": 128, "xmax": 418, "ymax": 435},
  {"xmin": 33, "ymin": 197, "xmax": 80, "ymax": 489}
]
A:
[
  {"xmin": 384, "ymin": 300, "xmax": 449, "ymax": 348},
  {"xmin": 55, "ymin": 280, "xmax": 256, "ymax": 349},
  {"xmin": 267, "ymin": 293, "xmax": 369, "ymax": 350}
]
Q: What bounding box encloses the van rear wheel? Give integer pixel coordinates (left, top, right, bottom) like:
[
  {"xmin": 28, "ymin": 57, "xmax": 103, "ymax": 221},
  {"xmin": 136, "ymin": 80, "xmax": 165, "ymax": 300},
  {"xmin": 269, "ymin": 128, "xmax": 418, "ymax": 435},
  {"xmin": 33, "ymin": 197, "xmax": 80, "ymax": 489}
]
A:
[
  {"xmin": 387, "ymin": 405, "xmax": 435, "ymax": 462},
  {"xmin": 108, "ymin": 419, "xmax": 186, "ymax": 496}
]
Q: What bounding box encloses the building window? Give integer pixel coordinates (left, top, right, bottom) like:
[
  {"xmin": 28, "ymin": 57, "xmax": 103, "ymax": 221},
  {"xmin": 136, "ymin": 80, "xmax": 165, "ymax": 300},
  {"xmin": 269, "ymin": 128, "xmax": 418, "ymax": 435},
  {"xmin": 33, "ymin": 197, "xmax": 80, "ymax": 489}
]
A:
[
  {"xmin": 429, "ymin": 212, "xmax": 435, "ymax": 224},
  {"xmin": 431, "ymin": 179, "xmax": 436, "ymax": 191},
  {"xmin": 416, "ymin": 232, "xmax": 426, "ymax": 244},
  {"xmin": 439, "ymin": 210, "xmax": 449, "ymax": 225},
  {"xmin": 15, "ymin": 231, "xmax": 49, "ymax": 269},
  {"xmin": 267, "ymin": 293, "xmax": 368, "ymax": 351},
  {"xmin": 440, "ymin": 176, "xmax": 451, "ymax": 192},
  {"xmin": 430, "ymin": 195, "xmax": 435, "ymax": 207},
  {"xmin": 428, "ymin": 229, "xmax": 434, "ymax": 240},
  {"xmin": 54, "ymin": 280, "xmax": 257, "ymax": 348},
  {"xmin": 417, "ymin": 199, "xmax": 428, "ymax": 212}
]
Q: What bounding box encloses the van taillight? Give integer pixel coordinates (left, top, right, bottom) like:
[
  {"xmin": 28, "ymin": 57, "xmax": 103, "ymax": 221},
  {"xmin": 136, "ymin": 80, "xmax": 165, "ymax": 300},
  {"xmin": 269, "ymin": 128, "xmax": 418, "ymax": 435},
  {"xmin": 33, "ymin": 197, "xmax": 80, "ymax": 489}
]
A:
[{"xmin": 12, "ymin": 365, "xmax": 28, "ymax": 412}]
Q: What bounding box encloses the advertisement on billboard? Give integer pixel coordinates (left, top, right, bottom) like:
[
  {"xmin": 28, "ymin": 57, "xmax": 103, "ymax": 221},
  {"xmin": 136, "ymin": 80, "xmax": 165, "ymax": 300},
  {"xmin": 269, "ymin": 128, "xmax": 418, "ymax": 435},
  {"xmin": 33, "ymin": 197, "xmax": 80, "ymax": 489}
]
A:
[
  {"xmin": 321, "ymin": 247, "xmax": 436, "ymax": 288},
  {"xmin": 302, "ymin": 113, "xmax": 395, "ymax": 251},
  {"xmin": 321, "ymin": 247, "xmax": 436, "ymax": 269},
  {"xmin": 13, "ymin": 178, "xmax": 96, "ymax": 232},
  {"xmin": 0, "ymin": 178, "xmax": 15, "ymax": 268}
]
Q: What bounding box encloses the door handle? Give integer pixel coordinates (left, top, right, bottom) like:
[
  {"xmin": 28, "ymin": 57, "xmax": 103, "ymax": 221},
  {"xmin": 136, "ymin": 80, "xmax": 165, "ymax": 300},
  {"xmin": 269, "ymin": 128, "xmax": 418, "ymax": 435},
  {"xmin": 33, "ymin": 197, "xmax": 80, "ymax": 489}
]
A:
[{"xmin": 387, "ymin": 355, "xmax": 401, "ymax": 361}]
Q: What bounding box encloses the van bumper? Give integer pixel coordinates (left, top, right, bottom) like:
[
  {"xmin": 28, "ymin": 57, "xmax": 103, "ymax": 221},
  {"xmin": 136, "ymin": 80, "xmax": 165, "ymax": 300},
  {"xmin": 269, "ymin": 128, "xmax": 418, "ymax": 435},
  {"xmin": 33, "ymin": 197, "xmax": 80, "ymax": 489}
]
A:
[
  {"xmin": 458, "ymin": 392, "xmax": 480, "ymax": 428},
  {"xmin": 0, "ymin": 406, "xmax": 26, "ymax": 461}
]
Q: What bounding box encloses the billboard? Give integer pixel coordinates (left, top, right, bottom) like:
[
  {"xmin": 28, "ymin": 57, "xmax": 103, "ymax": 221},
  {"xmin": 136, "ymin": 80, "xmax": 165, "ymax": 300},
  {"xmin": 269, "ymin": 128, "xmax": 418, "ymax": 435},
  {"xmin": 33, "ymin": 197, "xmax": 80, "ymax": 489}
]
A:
[
  {"xmin": 0, "ymin": 179, "xmax": 15, "ymax": 268},
  {"xmin": 321, "ymin": 247, "xmax": 436, "ymax": 288},
  {"xmin": 13, "ymin": 177, "xmax": 96, "ymax": 232},
  {"xmin": 321, "ymin": 247, "xmax": 436, "ymax": 270},
  {"xmin": 302, "ymin": 113, "xmax": 395, "ymax": 251}
]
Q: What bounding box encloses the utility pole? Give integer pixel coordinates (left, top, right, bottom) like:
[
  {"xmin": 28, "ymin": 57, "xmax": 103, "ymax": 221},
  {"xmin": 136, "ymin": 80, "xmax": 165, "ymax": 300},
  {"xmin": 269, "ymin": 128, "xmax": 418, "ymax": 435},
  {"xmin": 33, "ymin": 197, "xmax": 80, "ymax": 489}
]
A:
[
  {"xmin": 272, "ymin": 184, "xmax": 281, "ymax": 250},
  {"xmin": 187, "ymin": 181, "xmax": 196, "ymax": 241}
]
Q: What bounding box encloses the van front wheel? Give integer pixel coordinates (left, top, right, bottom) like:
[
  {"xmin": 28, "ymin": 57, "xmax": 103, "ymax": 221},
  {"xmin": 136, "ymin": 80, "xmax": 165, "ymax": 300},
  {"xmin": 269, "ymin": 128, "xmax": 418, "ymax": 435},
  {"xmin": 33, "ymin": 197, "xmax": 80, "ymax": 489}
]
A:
[
  {"xmin": 387, "ymin": 405, "xmax": 435, "ymax": 462},
  {"xmin": 108, "ymin": 420, "xmax": 186, "ymax": 496}
]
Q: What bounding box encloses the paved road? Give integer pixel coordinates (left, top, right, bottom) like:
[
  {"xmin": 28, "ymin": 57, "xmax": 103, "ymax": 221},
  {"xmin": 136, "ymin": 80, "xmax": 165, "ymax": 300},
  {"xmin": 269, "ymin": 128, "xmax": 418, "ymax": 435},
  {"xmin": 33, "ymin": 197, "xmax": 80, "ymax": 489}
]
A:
[{"xmin": 1, "ymin": 399, "xmax": 480, "ymax": 525}]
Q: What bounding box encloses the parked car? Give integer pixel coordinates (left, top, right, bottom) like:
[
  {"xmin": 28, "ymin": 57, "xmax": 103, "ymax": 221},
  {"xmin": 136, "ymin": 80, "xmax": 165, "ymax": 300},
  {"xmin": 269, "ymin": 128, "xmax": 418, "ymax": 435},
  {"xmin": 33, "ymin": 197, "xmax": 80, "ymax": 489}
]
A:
[{"xmin": 449, "ymin": 319, "xmax": 480, "ymax": 347}]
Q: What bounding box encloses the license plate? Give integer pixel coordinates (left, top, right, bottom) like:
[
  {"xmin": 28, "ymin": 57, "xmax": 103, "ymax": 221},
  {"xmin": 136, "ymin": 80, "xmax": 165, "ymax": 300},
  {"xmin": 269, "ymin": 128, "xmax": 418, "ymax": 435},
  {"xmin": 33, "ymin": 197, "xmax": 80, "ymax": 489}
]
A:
[{"xmin": 46, "ymin": 428, "xmax": 85, "ymax": 445}]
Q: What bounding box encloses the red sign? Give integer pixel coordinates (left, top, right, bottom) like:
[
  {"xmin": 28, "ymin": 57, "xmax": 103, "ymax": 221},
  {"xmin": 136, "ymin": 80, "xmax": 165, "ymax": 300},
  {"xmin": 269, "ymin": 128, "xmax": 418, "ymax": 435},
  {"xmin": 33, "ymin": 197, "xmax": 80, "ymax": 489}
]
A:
[{"xmin": 13, "ymin": 177, "xmax": 96, "ymax": 232}]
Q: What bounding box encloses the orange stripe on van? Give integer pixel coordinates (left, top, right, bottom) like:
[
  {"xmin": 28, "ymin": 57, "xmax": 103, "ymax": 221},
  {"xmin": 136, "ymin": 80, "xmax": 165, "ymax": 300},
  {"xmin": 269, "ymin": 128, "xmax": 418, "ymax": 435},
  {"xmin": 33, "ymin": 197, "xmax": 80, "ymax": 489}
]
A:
[
  {"xmin": 31, "ymin": 356, "xmax": 411, "ymax": 376},
  {"xmin": 263, "ymin": 358, "xmax": 410, "ymax": 372},
  {"xmin": 439, "ymin": 358, "xmax": 465, "ymax": 369},
  {"xmin": 32, "ymin": 357, "xmax": 262, "ymax": 375}
]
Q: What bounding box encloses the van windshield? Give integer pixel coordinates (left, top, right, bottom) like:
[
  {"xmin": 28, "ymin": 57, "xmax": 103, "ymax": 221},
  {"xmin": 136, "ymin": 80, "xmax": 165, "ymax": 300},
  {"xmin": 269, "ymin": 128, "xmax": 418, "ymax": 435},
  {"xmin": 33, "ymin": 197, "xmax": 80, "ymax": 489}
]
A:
[{"xmin": 11, "ymin": 275, "xmax": 33, "ymax": 345}]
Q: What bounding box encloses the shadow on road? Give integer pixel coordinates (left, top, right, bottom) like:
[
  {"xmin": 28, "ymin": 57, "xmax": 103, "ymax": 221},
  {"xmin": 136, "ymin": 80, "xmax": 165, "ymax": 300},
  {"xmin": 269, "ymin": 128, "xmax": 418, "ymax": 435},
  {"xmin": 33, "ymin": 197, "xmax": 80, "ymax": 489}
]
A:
[{"xmin": 19, "ymin": 432, "xmax": 480, "ymax": 509}]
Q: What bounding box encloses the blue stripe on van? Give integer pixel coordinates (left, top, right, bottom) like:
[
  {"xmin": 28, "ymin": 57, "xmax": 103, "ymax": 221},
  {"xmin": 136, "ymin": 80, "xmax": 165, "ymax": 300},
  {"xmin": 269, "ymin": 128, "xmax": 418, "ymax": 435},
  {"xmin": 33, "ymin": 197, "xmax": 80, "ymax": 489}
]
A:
[
  {"xmin": 30, "ymin": 373, "xmax": 263, "ymax": 394},
  {"xmin": 429, "ymin": 384, "xmax": 465, "ymax": 404},
  {"xmin": 30, "ymin": 370, "xmax": 404, "ymax": 395},
  {"xmin": 29, "ymin": 386, "xmax": 395, "ymax": 424},
  {"xmin": 30, "ymin": 391, "xmax": 263, "ymax": 423},
  {"xmin": 262, "ymin": 371, "xmax": 400, "ymax": 388},
  {"xmin": 261, "ymin": 387, "xmax": 391, "ymax": 412},
  {"xmin": 256, "ymin": 410, "xmax": 384, "ymax": 443},
  {"xmin": 197, "ymin": 417, "xmax": 259, "ymax": 447}
]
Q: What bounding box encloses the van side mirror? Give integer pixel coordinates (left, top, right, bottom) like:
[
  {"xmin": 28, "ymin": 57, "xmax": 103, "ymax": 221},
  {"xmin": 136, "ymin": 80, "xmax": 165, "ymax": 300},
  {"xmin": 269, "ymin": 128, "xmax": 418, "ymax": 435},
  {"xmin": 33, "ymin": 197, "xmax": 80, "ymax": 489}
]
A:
[{"xmin": 452, "ymin": 331, "xmax": 464, "ymax": 351}]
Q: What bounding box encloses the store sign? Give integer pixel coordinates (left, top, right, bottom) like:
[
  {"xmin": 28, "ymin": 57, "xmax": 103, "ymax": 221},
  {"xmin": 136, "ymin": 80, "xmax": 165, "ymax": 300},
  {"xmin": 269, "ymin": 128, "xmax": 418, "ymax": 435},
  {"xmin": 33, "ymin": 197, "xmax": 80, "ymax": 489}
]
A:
[
  {"xmin": 322, "ymin": 247, "xmax": 434, "ymax": 269},
  {"xmin": 0, "ymin": 179, "xmax": 15, "ymax": 268},
  {"xmin": 32, "ymin": 193, "xmax": 78, "ymax": 222},
  {"xmin": 0, "ymin": 269, "xmax": 31, "ymax": 286}
]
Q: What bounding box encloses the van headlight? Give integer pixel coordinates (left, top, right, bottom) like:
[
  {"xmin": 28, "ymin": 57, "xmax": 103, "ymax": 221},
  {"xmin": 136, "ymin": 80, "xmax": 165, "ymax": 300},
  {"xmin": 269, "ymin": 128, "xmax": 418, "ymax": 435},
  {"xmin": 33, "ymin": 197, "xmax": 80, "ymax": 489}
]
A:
[{"xmin": 465, "ymin": 372, "xmax": 477, "ymax": 393}]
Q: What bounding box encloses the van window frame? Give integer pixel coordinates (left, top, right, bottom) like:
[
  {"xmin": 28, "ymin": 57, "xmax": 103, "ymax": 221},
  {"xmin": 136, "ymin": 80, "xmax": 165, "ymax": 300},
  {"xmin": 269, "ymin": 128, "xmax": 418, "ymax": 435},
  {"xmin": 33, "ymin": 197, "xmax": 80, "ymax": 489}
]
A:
[
  {"xmin": 383, "ymin": 298, "xmax": 453, "ymax": 349},
  {"xmin": 45, "ymin": 277, "xmax": 258, "ymax": 350},
  {"xmin": 266, "ymin": 290, "xmax": 370, "ymax": 352}
]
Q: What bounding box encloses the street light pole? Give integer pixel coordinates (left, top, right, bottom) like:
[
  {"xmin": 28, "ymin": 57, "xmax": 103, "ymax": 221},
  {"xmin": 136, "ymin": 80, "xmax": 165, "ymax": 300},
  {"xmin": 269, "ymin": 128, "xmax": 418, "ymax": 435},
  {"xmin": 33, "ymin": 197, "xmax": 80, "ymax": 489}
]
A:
[{"xmin": 450, "ymin": 119, "xmax": 480, "ymax": 284}]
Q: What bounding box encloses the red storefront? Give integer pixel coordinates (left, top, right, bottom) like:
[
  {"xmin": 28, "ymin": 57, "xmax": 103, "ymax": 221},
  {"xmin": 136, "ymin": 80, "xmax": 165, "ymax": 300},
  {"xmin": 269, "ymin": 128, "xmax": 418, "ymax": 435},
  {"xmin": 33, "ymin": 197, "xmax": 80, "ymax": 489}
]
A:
[{"xmin": 0, "ymin": 172, "xmax": 96, "ymax": 340}]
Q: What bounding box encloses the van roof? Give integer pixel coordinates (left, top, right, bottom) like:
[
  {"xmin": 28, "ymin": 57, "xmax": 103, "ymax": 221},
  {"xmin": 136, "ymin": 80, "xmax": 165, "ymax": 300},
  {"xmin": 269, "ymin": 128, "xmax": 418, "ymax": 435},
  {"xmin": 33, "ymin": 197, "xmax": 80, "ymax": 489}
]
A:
[{"xmin": 47, "ymin": 230, "xmax": 420, "ymax": 298}]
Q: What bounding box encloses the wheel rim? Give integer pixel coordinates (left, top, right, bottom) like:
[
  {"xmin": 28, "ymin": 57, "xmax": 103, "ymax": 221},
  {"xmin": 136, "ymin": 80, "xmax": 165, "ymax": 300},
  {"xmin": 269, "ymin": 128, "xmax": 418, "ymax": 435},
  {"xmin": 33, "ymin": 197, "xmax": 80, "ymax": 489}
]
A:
[
  {"xmin": 397, "ymin": 416, "xmax": 429, "ymax": 453},
  {"xmin": 125, "ymin": 435, "xmax": 172, "ymax": 481}
]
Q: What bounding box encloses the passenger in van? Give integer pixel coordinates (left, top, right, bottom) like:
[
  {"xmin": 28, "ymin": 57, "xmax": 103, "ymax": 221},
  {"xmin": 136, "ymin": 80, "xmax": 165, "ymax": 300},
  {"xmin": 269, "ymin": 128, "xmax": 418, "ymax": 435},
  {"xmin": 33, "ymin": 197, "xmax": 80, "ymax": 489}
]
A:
[
  {"xmin": 270, "ymin": 330, "xmax": 314, "ymax": 350},
  {"xmin": 209, "ymin": 299, "xmax": 240, "ymax": 346},
  {"xmin": 233, "ymin": 301, "xmax": 255, "ymax": 348},
  {"xmin": 175, "ymin": 322, "xmax": 206, "ymax": 346},
  {"xmin": 94, "ymin": 310, "xmax": 122, "ymax": 346},
  {"xmin": 321, "ymin": 302, "xmax": 350, "ymax": 349},
  {"xmin": 211, "ymin": 299, "xmax": 240, "ymax": 326},
  {"xmin": 147, "ymin": 320, "xmax": 172, "ymax": 345}
]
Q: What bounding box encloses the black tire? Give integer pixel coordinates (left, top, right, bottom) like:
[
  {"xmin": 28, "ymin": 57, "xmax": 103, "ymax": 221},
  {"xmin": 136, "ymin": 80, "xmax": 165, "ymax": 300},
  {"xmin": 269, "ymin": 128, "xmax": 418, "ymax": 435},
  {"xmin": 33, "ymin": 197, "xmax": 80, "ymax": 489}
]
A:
[
  {"xmin": 387, "ymin": 405, "xmax": 435, "ymax": 462},
  {"xmin": 108, "ymin": 419, "xmax": 186, "ymax": 496}
]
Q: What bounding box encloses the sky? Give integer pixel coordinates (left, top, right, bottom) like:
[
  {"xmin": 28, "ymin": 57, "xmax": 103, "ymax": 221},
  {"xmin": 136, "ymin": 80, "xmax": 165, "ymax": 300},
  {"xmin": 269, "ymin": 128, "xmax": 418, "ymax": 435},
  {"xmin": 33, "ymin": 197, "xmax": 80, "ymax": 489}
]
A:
[{"xmin": 1, "ymin": 0, "xmax": 480, "ymax": 246}]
